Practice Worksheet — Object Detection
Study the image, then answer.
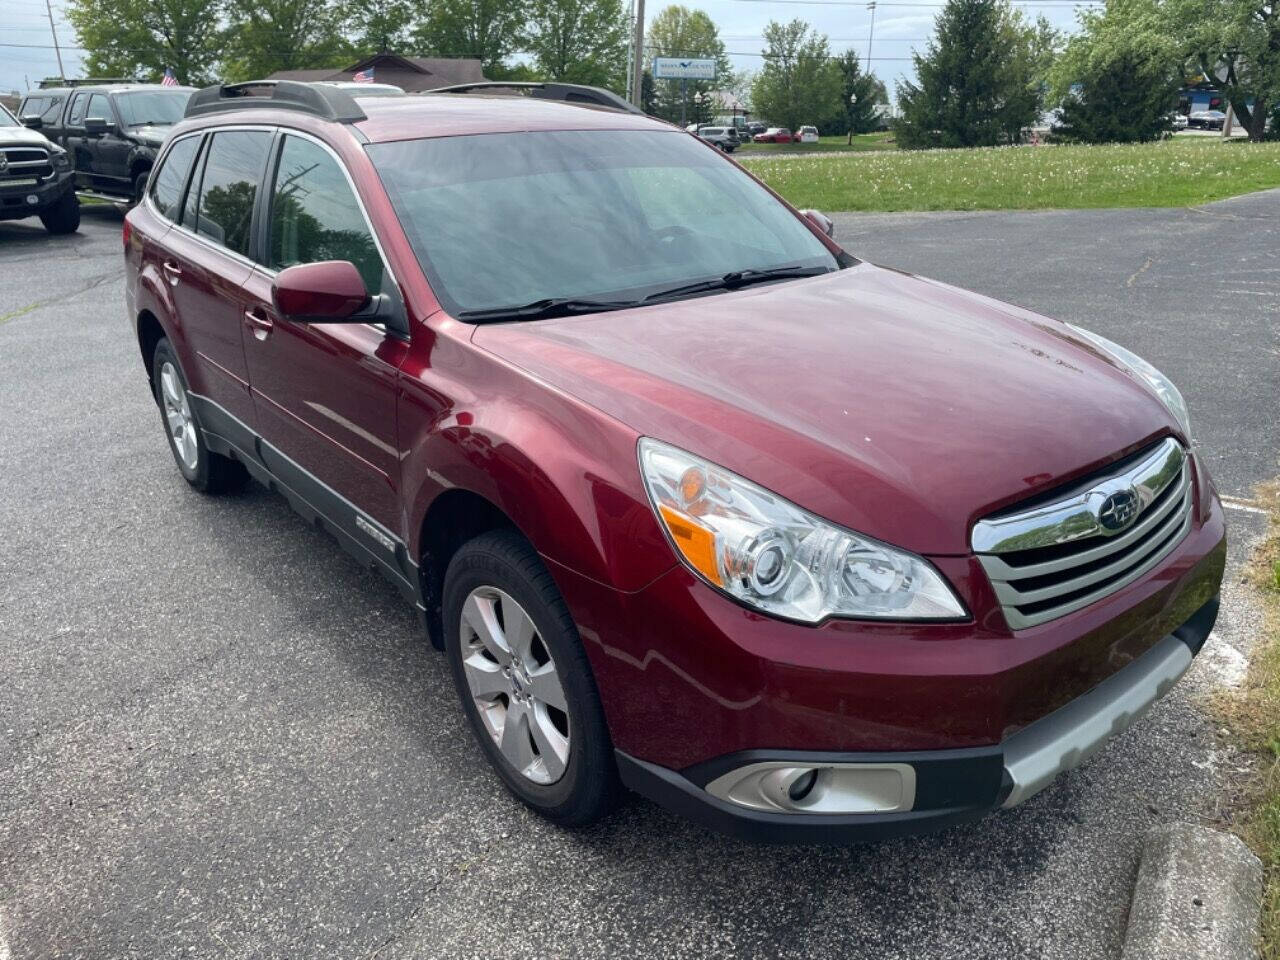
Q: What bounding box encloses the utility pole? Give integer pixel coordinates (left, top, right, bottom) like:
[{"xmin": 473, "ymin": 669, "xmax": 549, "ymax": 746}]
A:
[
  {"xmin": 865, "ymin": 1, "xmax": 877, "ymax": 67},
  {"xmin": 631, "ymin": 0, "xmax": 646, "ymax": 111},
  {"xmin": 45, "ymin": 0, "xmax": 66, "ymax": 83}
]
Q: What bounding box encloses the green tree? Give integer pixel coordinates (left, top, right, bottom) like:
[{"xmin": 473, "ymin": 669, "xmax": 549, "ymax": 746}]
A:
[
  {"xmin": 65, "ymin": 0, "xmax": 225, "ymax": 85},
  {"xmin": 1167, "ymin": 0, "xmax": 1279, "ymax": 141},
  {"xmin": 221, "ymin": 0, "xmax": 353, "ymax": 80},
  {"xmin": 895, "ymin": 0, "xmax": 1043, "ymax": 149},
  {"xmin": 833, "ymin": 50, "xmax": 887, "ymax": 140},
  {"xmin": 646, "ymin": 6, "xmax": 730, "ymax": 123},
  {"xmin": 527, "ymin": 0, "xmax": 630, "ymax": 91},
  {"xmin": 344, "ymin": 0, "xmax": 415, "ymax": 53},
  {"xmin": 749, "ymin": 20, "xmax": 843, "ymax": 134},
  {"xmin": 1049, "ymin": 0, "xmax": 1179, "ymax": 143},
  {"xmin": 411, "ymin": 0, "xmax": 528, "ymax": 73}
]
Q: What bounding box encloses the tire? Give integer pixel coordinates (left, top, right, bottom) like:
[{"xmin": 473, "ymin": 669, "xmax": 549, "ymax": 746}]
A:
[
  {"xmin": 444, "ymin": 529, "xmax": 619, "ymax": 826},
  {"xmin": 151, "ymin": 338, "xmax": 246, "ymax": 494},
  {"xmin": 39, "ymin": 189, "xmax": 80, "ymax": 235}
]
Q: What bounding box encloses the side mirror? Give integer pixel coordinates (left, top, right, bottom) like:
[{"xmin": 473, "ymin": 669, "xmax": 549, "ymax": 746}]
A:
[
  {"xmin": 273, "ymin": 261, "xmax": 370, "ymax": 322},
  {"xmin": 83, "ymin": 116, "xmax": 112, "ymax": 135},
  {"xmin": 20, "ymin": 115, "xmax": 43, "ymax": 130},
  {"xmin": 801, "ymin": 209, "xmax": 835, "ymax": 239}
]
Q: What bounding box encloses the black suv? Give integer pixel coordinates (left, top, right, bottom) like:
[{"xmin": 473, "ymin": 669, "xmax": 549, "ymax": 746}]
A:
[
  {"xmin": 0, "ymin": 103, "xmax": 78, "ymax": 233},
  {"xmin": 18, "ymin": 83, "xmax": 195, "ymax": 203}
]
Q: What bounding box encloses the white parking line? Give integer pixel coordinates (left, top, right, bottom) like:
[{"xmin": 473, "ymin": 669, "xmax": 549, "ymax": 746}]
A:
[{"xmin": 1221, "ymin": 496, "xmax": 1268, "ymax": 516}]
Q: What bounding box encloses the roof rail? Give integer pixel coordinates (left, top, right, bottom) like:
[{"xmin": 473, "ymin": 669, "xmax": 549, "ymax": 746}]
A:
[
  {"xmin": 185, "ymin": 80, "xmax": 367, "ymax": 123},
  {"xmin": 425, "ymin": 82, "xmax": 644, "ymax": 116}
]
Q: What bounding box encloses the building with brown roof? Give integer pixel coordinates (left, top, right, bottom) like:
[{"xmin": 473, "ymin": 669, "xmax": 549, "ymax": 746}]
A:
[{"xmin": 268, "ymin": 53, "xmax": 484, "ymax": 93}]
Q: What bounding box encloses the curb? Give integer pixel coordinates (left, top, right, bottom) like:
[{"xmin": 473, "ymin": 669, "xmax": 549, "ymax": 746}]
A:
[{"xmin": 1122, "ymin": 822, "xmax": 1263, "ymax": 960}]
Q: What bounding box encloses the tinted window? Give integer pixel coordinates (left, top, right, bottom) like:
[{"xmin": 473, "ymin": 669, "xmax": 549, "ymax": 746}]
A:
[
  {"xmin": 188, "ymin": 131, "xmax": 270, "ymax": 256},
  {"xmin": 86, "ymin": 94, "xmax": 111, "ymax": 123},
  {"xmin": 149, "ymin": 135, "xmax": 200, "ymax": 221},
  {"xmin": 68, "ymin": 93, "xmax": 88, "ymax": 126},
  {"xmin": 268, "ymin": 135, "xmax": 382, "ymax": 291}
]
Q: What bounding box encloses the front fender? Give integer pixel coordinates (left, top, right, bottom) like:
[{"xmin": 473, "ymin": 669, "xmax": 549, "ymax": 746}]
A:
[
  {"xmin": 126, "ymin": 143, "xmax": 156, "ymax": 177},
  {"xmin": 400, "ymin": 329, "xmax": 675, "ymax": 592}
]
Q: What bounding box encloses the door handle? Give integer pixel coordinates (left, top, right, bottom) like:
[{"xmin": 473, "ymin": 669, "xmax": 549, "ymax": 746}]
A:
[
  {"xmin": 244, "ymin": 308, "xmax": 274, "ymax": 341},
  {"xmin": 162, "ymin": 261, "xmax": 182, "ymax": 285}
]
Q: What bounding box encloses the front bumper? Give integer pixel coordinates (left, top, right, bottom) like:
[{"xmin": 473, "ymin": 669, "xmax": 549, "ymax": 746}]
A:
[
  {"xmin": 617, "ymin": 595, "xmax": 1218, "ymax": 842},
  {"xmin": 0, "ymin": 170, "xmax": 74, "ymax": 221}
]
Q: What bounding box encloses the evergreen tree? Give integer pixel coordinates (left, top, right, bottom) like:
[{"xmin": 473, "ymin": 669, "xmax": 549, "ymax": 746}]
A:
[
  {"xmin": 895, "ymin": 0, "xmax": 1042, "ymax": 149},
  {"xmin": 832, "ymin": 50, "xmax": 887, "ymax": 139},
  {"xmin": 1051, "ymin": 49, "xmax": 1177, "ymax": 142}
]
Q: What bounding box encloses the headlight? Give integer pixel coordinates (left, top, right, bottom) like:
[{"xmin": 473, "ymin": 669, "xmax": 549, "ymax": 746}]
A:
[
  {"xmin": 1067, "ymin": 324, "xmax": 1192, "ymax": 439},
  {"xmin": 638, "ymin": 438, "xmax": 967, "ymax": 624},
  {"xmin": 51, "ymin": 149, "xmax": 70, "ymax": 171}
]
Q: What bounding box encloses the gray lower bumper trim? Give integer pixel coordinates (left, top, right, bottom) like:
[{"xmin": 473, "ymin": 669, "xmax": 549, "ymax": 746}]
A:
[{"xmin": 1001, "ymin": 634, "xmax": 1193, "ymax": 808}]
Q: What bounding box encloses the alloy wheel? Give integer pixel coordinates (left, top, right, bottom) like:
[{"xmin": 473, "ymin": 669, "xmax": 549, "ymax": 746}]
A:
[
  {"xmin": 459, "ymin": 586, "xmax": 571, "ymax": 785},
  {"xmin": 159, "ymin": 361, "xmax": 198, "ymax": 471}
]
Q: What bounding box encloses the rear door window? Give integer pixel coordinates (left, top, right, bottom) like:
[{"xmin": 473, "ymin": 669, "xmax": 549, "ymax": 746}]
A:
[
  {"xmin": 185, "ymin": 130, "xmax": 271, "ymax": 257},
  {"xmin": 149, "ymin": 135, "xmax": 201, "ymax": 222}
]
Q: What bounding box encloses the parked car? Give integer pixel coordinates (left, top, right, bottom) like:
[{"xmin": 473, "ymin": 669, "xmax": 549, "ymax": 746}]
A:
[
  {"xmin": 796, "ymin": 125, "xmax": 819, "ymax": 143},
  {"xmin": 753, "ymin": 127, "xmax": 795, "ymax": 143},
  {"xmin": 18, "ymin": 83, "xmax": 195, "ymax": 204},
  {"xmin": 125, "ymin": 79, "xmax": 1225, "ymax": 843},
  {"xmin": 692, "ymin": 125, "xmax": 738, "ymax": 152},
  {"xmin": 1169, "ymin": 112, "xmax": 1189, "ymax": 131},
  {"xmin": 0, "ymin": 102, "xmax": 79, "ymax": 233},
  {"xmin": 747, "ymin": 121, "xmax": 767, "ymax": 136},
  {"xmin": 1187, "ymin": 110, "xmax": 1227, "ymax": 130}
]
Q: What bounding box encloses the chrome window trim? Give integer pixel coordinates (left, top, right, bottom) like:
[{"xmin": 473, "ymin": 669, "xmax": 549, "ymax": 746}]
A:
[{"xmin": 971, "ymin": 438, "xmax": 1185, "ymax": 555}]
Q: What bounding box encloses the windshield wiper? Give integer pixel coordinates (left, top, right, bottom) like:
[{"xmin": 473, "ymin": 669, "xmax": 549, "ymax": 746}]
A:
[
  {"xmin": 642, "ymin": 265, "xmax": 832, "ymax": 304},
  {"xmin": 456, "ymin": 296, "xmax": 640, "ymax": 323}
]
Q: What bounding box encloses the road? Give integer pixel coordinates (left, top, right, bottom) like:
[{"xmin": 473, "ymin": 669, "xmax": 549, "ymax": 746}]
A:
[{"xmin": 0, "ymin": 196, "xmax": 1275, "ymax": 960}]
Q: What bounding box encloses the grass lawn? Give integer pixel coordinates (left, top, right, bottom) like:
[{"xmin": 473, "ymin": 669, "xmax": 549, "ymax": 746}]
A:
[
  {"xmin": 739, "ymin": 138, "xmax": 1280, "ymax": 212},
  {"xmin": 735, "ymin": 132, "xmax": 897, "ymax": 155},
  {"xmin": 1217, "ymin": 483, "xmax": 1280, "ymax": 957}
]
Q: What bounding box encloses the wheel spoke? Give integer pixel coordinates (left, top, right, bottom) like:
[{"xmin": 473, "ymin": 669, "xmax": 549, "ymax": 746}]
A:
[
  {"xmin": 164, "ymin": 406, "xmax": 184, "ymax": 435},
  {"xmin": 501, "ymin": 595, "xmax": 537, "ymax": 666},
  {"xmin": 527, "ymin": 662, "xmax": 568, "ymax": 713},
  {"xmin": 462, "ymin": 651, "xmax": 508, "ymax": 700},
  {"xmin": 499, "ymin": 699, "xmax": 535, "ymax": 772},
  {"xmin": 462, "ymin": 592, "xmax": 510, "ymax": 665},
  {"xmin": 160, "ymin": 366, "xmax": 181, "ymax": 409},
  {"xmin": 529, "ymin": 703, "xmax": 569, "ymax": 781}
]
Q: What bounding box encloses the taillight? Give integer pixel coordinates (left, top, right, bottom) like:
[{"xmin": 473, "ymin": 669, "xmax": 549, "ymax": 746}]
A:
[{"xmin": 122, "ymin": 215, "xmax": 132, "ymax": 249}]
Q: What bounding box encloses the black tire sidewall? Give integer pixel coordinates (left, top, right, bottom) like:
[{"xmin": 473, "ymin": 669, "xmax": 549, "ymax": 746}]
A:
[
  {"xmin": 443, "ymin": 531, "xmax": 614, "ymax": 823},
  {"xmin": 40, "ymin": 190, "xmax": 80, "ymax": 234}
]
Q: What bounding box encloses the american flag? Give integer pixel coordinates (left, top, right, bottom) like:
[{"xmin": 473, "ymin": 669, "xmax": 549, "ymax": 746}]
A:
[
  {"xmin": 351, "ymin": 68, "xmax": 374, "ymax": 84},
  {"xmin": 161, "ymin": 67, "xmax": 178, "ymax": 87}
]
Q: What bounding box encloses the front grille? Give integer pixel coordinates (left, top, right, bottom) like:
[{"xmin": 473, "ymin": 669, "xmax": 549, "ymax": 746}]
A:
[
  {"xmin": 973, "ymin": 438, "xmax": 1192, "ymax": 630},
  {"xmin": 0, "ymin": 147, "xmax": 54, "ymax": 182}
]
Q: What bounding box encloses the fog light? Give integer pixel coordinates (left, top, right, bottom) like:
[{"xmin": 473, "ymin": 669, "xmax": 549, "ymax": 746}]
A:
[
  {"xmin": 706, "ymin": 761, "xmax": 917, "ymax": 814},
  {"xmin": 27, "ymin": 195, "xmax": 39, "ymax": 205}
]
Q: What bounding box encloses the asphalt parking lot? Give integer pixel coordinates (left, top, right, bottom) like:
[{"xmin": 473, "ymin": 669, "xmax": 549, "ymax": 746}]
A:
[{"xmin": 1, "ymin": 194, "xmax": 1276, "ymax": 960}]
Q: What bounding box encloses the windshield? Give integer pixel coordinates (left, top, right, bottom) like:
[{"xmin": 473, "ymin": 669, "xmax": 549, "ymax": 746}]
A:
[
  {"xmin": 367, "ymin": 129, "xmax": 839, "ymax": 317},
  {"xmin": 0, "ymin": 106, "xmax": 17, "ymax": 128},
  {"xmin": 114, "ymin": 90, "xmax": 191, "ymax": 127}
]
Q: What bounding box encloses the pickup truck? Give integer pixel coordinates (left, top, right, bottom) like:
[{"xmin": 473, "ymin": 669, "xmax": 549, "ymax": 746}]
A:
[
  {"xmin": 0, "ymin": 102, "xmax": 78, "ymax": 233},
  {"xmin": 18, "ymin": 83, "xmax": 194, "ymax": 204}
]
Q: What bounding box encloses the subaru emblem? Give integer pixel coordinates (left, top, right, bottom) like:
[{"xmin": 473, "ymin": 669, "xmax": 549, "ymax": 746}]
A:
[{"xmin": 1098, "ymin": 488, "xmax": 1140, "ymax": 532}]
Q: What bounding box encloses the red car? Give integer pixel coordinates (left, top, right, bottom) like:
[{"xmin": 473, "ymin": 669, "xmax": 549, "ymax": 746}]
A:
[
  {"xmin": 124, "ymin": 81, "xmax": 1225, "ymax": 842},
  {"xmin": 753, "ymin": 126, "xmax": 795, "ymax": 143}
]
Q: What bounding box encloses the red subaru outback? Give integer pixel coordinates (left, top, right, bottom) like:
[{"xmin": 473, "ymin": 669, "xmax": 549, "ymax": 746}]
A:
[{"xmin": 123, "ymin": 81, "xmax": 1225, "ymax": 842}]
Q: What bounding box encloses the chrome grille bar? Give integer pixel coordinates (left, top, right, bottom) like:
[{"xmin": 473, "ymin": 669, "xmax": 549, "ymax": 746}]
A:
[{"xmin": 973, "ymin": 438, "xmax": 1193, "ymax": 630}]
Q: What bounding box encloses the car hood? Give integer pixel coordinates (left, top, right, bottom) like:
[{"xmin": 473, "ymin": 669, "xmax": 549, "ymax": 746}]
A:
[
  {"xmin": 471, "ymin": 262, "xmax": 1178, "ymax": 555},
  {"xmin": 0, "ymin": 126, "xmax": 55, "ymax": 149},
  {"xmin": 128, "ymin": 126, "xmax": 168, "ymax": 146}
]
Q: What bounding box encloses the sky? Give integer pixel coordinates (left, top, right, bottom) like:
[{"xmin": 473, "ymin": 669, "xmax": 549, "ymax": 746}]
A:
[{"xmin": 1, "ymin": 0, "xmax": 1096, "ymax": 102}]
